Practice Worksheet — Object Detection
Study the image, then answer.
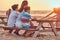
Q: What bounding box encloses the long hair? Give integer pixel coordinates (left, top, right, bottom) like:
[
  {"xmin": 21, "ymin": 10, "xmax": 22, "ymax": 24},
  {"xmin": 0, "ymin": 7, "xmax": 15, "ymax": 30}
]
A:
[{"xmin": 19, "ymin": 1, "xmax": 28, "ymax": 12}]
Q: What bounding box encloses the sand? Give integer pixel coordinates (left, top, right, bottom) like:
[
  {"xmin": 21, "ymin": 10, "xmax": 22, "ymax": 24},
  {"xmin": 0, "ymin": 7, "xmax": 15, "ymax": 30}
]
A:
[{"xmin": 0, "ymin": 28, "xmax": 60, "ymax": 40}]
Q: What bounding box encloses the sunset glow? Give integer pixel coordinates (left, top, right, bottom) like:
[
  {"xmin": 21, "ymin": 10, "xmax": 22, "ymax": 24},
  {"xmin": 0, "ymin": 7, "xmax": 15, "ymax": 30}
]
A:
[
  {"xmin": 0, "ymin": 0, "xmax": 60, "ymax": 10},
  {"xmin": 49, "ymin": 0, "xmax": 60, "ymax": 8}
]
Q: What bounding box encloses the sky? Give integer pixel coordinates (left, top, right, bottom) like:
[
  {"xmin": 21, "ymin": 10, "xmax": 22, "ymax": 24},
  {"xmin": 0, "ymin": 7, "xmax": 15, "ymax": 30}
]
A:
[{"xmin": 0, "ymin": 0, "xmax": 60, "ymax": 10}]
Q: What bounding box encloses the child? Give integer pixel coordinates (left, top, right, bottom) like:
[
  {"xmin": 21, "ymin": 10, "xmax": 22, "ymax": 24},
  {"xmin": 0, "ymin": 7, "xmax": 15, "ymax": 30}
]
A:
[
  {"xmin": 21, "ymin": 6, "xmax": 31, "ymax": 29},
  {"xmin": 7, "ymin": 4, "xmax": 19, "ymax": 33},
  {"xmin": 21, "ymin": 11, "xmax": 31, "ymax": 29},
  {"xmin": 21, "ymin": 6, "xmax": 35, "ymax": 36}
]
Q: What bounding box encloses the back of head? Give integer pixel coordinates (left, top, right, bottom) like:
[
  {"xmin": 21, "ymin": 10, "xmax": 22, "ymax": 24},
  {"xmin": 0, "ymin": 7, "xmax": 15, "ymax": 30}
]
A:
[{"xmin": 11, "ymin": 4, "xmax": 18, "ymax": 10}]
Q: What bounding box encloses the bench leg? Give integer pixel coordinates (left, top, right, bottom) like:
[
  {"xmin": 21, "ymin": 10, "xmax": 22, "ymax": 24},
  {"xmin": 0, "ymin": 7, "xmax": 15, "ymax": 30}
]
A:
[
  {"xmin": 41, "ymin": 22, "xmax": 45, "ymax": 30},
  {"xmin": 49, "ymin": 22, "xmax": 57, "ymax": 36},
  {"xmin": 33, "ymin": 22, "xmax": 42, "ymax": 37}
]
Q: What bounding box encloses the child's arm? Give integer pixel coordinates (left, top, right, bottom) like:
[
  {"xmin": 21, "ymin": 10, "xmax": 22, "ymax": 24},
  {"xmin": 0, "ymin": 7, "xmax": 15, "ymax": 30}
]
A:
[
  {"xmin": 29, "ymin": 20, "xmax": 34, "ymax": 26},
  {"xmin": 29, "ymin": 20, "xmax": 37, "ymax": 28}
]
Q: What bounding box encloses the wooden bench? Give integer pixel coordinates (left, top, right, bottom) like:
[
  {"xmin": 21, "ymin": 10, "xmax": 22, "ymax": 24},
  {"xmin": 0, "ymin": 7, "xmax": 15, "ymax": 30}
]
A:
[
  {"xmin": 32, "ymin": 19, "xmax": 58, "ymax": 37},
  {"xmin": 0, "ymin": 16, "xmax": 39, "ymax": 37},
  {"xmin": 0, "ymin": 17, "xmax": 58, "ymax": 37},
  {"xmin": 0, "ymin": 26, "xmax": 39, "ymax": 37},
  {"xmin": 0, "ymin": 26, "xmax": 38, "ymax": 31},
  {"xmin": 0, "ymin": 16, "xmax": 7, "ymax": 26}
]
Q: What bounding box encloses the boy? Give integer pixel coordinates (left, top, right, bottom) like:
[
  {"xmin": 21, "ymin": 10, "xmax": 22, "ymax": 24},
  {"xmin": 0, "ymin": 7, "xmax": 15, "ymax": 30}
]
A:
[
  {"xmin": 7, "ymin": 4, "xmax": 19, "ymax": 33},
  {"xmin": 21, "ymin": 6, "xmax": 35, "ymax": 36},
  {"xmin": 21, "ymin": 6, "xmax": 31, "ymax": 29}
]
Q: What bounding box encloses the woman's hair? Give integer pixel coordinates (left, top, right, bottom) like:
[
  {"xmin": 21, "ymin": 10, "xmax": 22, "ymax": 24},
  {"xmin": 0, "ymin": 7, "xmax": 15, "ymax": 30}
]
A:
[
  {"xmin": 19, "ymin": 1, "xmax": 28, "ymax": 12},
  {"xmin": 11, "ymin": 4, "xmax": 18, "ymax": 10}
]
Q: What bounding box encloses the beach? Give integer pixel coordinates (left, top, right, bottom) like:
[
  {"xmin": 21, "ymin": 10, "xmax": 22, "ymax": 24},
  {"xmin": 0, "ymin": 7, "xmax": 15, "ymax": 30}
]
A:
[
  {"xmin": 0, "ymin": 10, "xmax": 59, "ymax": 40},
  {"xmin": 0, "ymin": 28, "xmax": 60, "ymax": 40}
]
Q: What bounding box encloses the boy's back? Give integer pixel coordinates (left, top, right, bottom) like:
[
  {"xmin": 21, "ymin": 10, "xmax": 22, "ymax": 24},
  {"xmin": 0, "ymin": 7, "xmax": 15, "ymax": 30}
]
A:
[{"xmin": 7, "ymin": 10, "xmax": 18, "ymax": 27}]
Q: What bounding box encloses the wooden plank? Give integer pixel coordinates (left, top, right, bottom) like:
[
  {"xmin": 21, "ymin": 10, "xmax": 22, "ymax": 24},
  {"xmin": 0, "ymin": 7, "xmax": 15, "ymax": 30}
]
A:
[
  {"xmin": 56, "ymin": 28, "xmax": 60, "ymax": 31},
  {"xmin": 49, "ymin": 22, "xmax": 57, "ymax": 36},
  {"xmin": 47, "ymin": 15, "xmax": 56, "ymax": 19},
  {"xmin": 32, "ymin": 19, "xmax": 60, "ymax": 22},
  {"xmin": 33, "ymin": 22, "xmax": 42, "ymax": 37},
  {"xmin": 40, "ymin": 11, "xmax": 53, "ymax": 19},
  {"xmin": 0, "ymin": 22, "xmax": 7, "ymax": 26},
  {"xmin": 0, "ymin": 26, "xmax": 38, "ymax": 31},
  {"xmin": 0, "ymin": 22, "xmax": 7, "ymax": 24}
]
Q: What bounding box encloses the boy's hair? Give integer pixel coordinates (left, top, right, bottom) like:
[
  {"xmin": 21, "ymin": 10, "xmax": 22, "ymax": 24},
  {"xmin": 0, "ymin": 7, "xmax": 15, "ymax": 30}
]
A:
[
  {"xmin": 11, "ymin": 4, "xmax": 18, "ymax": 10},
  {"xmin": 24, "ymin": 6, "xmax": 30, "ymax": 12}
]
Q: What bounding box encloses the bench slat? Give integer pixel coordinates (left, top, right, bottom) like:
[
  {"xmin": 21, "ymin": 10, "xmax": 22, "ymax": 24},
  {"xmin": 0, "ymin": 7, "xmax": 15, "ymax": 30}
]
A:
[{"xmin": 0, "ymin": 26, "xmax": 38, "ymax": 31}]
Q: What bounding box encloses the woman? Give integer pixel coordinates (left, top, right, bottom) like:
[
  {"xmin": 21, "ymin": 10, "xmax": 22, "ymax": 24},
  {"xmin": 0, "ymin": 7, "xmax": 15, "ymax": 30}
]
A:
[
  {"xmin": 15, "ymin": 0, "xmax": 29, "ymax": 36},
  {"xmin": 16, "ymin": 0, "xmax": 28, "ymax": 27},
  {"xmin": 15, "ymin": 0, "xmax": 35, "ymax": 36}
]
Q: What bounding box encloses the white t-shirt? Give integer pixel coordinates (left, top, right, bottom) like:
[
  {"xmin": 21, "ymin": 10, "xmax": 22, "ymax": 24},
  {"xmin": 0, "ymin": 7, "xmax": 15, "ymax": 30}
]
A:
[
  {"xmin": 15, "ymin": 12, "xmax": 23, "ymax": 28},
  {"xmin": 7, "ymin": 10, "xmax": 19, "ymax": 27}
]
